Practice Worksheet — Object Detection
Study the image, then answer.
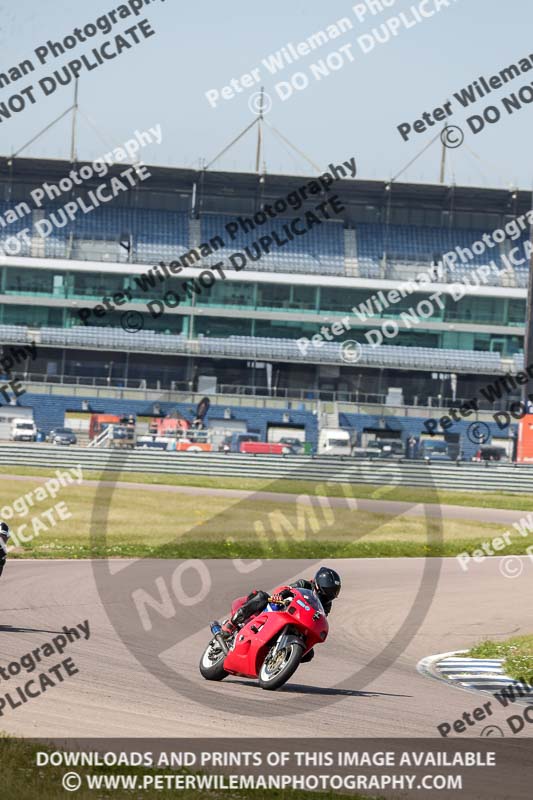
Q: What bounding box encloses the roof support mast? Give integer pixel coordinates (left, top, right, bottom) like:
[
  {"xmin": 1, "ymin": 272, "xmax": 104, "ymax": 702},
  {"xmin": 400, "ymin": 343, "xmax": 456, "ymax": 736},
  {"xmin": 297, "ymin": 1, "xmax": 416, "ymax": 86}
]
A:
[
  {"xmin": 9, "ymin": 80, "xmax": 79, "ymax": 163},
  {"xmin": 439, "ymin": 123, "xmax": 447, "ymax": 184},
  {"xmin": 255, "ymin": 87, "xmax": 264, "ymax": 173},
  {"xmin": 204, "ymin": 87, "xmax": 320, "ymax": 175},
  {"xmin": 70, "ymin": 78, "xmax": 79, "ymax": 163}
]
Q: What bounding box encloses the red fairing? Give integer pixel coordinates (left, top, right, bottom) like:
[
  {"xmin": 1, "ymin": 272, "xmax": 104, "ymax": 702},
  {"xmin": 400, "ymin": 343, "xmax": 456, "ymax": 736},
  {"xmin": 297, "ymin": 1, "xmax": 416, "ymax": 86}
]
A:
[{"xmin": 222, "ymin": 586, "xmax": 329, "ymax": 679}]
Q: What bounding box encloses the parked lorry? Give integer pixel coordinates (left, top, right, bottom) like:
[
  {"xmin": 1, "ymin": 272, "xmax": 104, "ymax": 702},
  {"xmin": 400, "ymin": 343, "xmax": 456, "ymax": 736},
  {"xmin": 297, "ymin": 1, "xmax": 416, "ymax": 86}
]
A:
[
  {"xmin": 419, "ymin": 439, "xmax": 451, "ymax": 461},
  {"xmin": 10, "ymin": 417, "xmax": 37, "ymax": 442},
  {"xmin": 317, "ymin": 428, "xmax": 352, "ymax": 456},
  {"xmin": 89, "ymin": 413, "xmax": 136, "ymax": 448}
]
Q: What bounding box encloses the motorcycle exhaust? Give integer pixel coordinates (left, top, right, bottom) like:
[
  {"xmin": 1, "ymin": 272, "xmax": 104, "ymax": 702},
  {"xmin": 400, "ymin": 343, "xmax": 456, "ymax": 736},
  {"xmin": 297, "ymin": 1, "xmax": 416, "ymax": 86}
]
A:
[{"xmin": 210, "ymin": 621, "xmax": 229, "ymax": 655}]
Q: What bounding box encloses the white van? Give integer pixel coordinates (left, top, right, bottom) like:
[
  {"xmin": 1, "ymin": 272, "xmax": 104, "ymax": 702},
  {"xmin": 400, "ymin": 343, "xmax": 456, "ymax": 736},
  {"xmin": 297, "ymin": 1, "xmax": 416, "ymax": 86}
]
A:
[
  {"xmin": 318, "ymin": 428, "xmax": 352, "ymax": 456},
  {"xmin": 11, "ymin": 418, "xmax": 37, "ymax": 442}
]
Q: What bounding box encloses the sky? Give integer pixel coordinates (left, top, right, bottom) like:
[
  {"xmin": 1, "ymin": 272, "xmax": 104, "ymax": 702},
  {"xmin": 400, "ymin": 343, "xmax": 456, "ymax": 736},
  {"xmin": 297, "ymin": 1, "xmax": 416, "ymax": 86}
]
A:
[{"xmin": 0, "ymin": 0, "xmax": 531, "ymax": 189}]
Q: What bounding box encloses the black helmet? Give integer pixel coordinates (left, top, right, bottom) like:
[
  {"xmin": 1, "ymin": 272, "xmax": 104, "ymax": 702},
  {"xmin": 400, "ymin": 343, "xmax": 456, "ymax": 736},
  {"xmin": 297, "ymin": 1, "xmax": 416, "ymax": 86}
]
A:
[{"xmin": 314, "ymin": 567, "xmax": 341, "ymax": 601}]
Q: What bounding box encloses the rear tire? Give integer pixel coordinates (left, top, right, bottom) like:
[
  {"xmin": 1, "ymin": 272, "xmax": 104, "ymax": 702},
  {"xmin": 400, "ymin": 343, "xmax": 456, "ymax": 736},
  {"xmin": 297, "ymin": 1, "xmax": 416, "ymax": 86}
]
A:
[
  {"xmin": 199, "ymin": 640, "xmax": 228, "ymax": 681},
  {"xmin": 258, "ymin": 642, "xmax": 304, "ymax": 691}
]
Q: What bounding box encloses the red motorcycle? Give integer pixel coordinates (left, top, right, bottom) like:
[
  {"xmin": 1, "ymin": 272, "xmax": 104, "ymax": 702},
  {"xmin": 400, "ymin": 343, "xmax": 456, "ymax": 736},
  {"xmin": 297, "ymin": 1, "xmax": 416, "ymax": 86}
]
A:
[{"xmin": 199, "ymin": 587, "xmax": 329, "ymax": 691}]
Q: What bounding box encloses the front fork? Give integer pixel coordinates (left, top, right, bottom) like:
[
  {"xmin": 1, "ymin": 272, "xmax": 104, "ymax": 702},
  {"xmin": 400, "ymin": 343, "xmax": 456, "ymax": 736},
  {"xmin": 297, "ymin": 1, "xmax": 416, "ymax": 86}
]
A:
[{"xmin": 270, "ymin": 626, "xmax": 304, "ymax": 658}]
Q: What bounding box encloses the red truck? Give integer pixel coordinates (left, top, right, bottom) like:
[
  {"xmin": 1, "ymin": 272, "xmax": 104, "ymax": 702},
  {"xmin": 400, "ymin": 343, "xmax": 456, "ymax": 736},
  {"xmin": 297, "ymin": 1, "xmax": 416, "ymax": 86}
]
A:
[{"xmin": 223, "ymin": 433, "xmax": 291, "ymax": 455}]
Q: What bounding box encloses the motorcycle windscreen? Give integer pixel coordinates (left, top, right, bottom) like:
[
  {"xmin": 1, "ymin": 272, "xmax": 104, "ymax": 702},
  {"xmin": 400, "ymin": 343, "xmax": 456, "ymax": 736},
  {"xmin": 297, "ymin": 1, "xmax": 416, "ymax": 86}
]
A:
[
  {"xmin": 287, "ymin": 589, "xmax": 329, "ymax": 649},
  {"xmin": 297, "ymin": 588, "xmax": 325, "ymax": 614}
]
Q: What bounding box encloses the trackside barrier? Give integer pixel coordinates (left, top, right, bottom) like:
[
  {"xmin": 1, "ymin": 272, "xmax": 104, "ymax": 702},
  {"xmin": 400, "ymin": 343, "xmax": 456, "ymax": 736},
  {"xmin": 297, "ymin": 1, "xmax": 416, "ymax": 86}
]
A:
[{"xmin": 0, "ymin": 444, "xmax": 531, "ymax": 493}]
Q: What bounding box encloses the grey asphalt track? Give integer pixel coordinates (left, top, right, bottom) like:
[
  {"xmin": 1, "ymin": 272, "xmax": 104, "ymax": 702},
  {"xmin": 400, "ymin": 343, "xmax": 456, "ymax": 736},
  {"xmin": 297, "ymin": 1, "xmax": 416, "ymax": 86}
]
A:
[
  {"xmin": 0, "ymin": 555, "xmax": 531, "ymax": 738},
  {"xmin": 1, "ymin": 472, "xmax": 525, "ymax": 524}
]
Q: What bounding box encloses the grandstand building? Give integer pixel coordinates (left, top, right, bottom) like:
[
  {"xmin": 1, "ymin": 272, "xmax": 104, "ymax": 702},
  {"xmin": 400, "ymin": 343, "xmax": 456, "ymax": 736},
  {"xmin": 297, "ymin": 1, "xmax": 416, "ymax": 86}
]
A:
[{"xmin": 0, "ymin": 156, "xmax": 530, "ymax": 454}]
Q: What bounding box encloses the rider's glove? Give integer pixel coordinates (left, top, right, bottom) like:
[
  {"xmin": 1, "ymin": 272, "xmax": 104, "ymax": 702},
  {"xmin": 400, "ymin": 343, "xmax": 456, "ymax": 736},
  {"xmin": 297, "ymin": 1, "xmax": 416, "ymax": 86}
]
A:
[{"xmin": 271, "ymin": 589, "xmax": 294, "ymax": 605}]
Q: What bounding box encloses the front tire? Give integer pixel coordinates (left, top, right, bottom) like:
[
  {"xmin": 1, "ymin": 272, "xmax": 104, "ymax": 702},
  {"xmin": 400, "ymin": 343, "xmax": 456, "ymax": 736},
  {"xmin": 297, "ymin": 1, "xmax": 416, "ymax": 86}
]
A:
[
  {"xmin": 258, "ymin": 641, "xmax": 304, "ymax": 690},
  {"xmin": 199, "ymin": 640, "xmax": 228, "ymax": 681}
]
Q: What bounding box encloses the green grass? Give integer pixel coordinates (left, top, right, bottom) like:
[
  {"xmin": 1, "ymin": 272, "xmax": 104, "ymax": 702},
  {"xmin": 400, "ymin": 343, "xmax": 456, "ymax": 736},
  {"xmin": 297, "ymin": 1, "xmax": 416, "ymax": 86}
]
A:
[
  {"xmin": 15, "ymin": 539, "xmax": 528, "ymax": 560},
  {"xmin": 0, "ymin": 472, "xmax": 530, "ymax": 560},
  {"xmin": 468, "ymin": 635, "xmax": 533, "ymax": 684},
  {"xmin": 1, "ymin": 736, "xmax": 377, "ymax": 800},
  {"xmin": 0, "ymin": 466, "xmax": 530, "ymax": 560}
]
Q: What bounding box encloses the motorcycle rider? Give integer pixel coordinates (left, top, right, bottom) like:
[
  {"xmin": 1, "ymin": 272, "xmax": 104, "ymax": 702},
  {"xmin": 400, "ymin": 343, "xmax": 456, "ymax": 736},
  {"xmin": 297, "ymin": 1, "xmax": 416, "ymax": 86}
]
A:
[
  {"xmin": 221, "ymin": 566, "xmax": 341, "ymax": 657},
  {"xmin": 0, "ymin": 521, "xmax": 10, "ymax": 579}
]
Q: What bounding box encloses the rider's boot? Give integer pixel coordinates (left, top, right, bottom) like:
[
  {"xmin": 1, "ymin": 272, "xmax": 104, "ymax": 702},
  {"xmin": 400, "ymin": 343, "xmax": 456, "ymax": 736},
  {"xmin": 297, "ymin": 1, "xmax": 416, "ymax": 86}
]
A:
[
  {"xmin": 220, "ymin": 619, "xmax": 237, "ymax": 637},
  {"xmin": 221, "ymin": 608, "xmax": 245, "ymax": 638}
]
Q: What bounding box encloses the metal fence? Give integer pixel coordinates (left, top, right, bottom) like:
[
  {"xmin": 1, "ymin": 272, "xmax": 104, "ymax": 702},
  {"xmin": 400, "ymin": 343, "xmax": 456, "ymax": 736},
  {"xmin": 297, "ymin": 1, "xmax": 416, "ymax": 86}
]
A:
[{"xmin": 0, "ymin": 444, "xmax": 530, "ymax": 493}]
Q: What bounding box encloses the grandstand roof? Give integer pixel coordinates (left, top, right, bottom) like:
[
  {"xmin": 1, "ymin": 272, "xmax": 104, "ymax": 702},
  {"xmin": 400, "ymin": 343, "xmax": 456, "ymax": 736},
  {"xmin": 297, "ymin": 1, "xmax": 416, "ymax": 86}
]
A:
[{"xmin": 0, "ymin": 156, "xmax": 529, "ymax": 218}]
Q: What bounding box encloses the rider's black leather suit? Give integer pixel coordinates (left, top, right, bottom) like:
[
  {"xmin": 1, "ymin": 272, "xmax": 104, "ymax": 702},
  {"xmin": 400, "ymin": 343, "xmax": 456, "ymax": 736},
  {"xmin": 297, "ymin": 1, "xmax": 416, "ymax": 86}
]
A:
[{"xmin": 233, "ymin": 579, "xmax": 332, "ymax": 624}]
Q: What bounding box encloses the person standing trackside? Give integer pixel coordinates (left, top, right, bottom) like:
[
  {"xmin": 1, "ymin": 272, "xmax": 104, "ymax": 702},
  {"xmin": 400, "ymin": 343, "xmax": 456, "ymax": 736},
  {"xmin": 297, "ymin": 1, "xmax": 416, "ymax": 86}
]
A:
[{"xmin": 0, "ymin": 522, "xmax": 10, "ymax": 578}]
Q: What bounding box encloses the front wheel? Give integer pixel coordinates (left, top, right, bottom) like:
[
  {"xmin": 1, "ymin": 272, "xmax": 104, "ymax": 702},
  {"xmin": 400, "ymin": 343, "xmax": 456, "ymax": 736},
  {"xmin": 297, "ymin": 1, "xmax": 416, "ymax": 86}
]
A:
[
  {"xmin": 258, "ymin": 641, "xmax": 304, "ymax": 690},
  {"xmin": 199, "ymin": 639, "xmax": 228, "ymax": 681}
]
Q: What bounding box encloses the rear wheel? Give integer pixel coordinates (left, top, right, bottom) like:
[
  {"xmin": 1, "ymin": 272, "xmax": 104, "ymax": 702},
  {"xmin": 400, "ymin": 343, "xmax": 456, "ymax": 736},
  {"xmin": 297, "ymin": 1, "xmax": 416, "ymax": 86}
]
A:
[
  {"xmin": 258, "ymin": 641, "xmax": 304, "ymax": 690},
  {"xmin": 199, "ymin": 640, "xmax": 228, "ymax": 681}
]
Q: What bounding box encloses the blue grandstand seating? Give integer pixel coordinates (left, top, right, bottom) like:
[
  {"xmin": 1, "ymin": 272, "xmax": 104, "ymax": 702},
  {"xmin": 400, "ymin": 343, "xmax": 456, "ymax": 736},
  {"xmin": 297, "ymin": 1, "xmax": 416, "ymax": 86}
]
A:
[
  {"xmin": 0, "ymin": 323, "xmax": 506, "ymax": 375},
  {"xmin": 0, "ymin": 324, "xmax": 29, "ymax": 343},
  {"xmin": 38, "ymin": 205, "xmax": 190, "ymax": 263},
  {"xmin": 45, "ymin": 233, "xmax": 69, "ymax": 259},
  {"xmin": 0, "ymin": 201, "xmax": 31, "ymax": 256},
  {"xmin": 200, "ymin": 214, "xmax": 345, "ymax": 275},
  {"xmin": 507, "ymin": 235, "xmax": 530, "ymax": 288},
  {"xmin": 1, "ymin": 195, "xmax": 528, "ymax": 287},
  {"xmin": 22, "ymin": 205, "xmax": 344, "ymax": 273},
  {"xmin": 356, "ymin": 223, "xmax": 510, "ymax": 281},
  {"xmin": 513, "ymin": 353, "xmax": 526, "ymax": 371},
  {"xmin": 135, "ymin": 209, "xmax": 189, "ymax": 262}
]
